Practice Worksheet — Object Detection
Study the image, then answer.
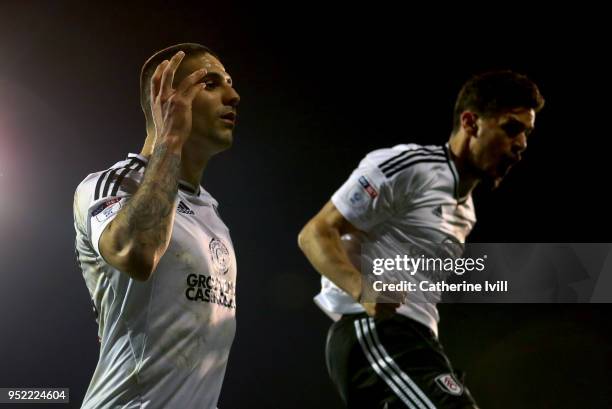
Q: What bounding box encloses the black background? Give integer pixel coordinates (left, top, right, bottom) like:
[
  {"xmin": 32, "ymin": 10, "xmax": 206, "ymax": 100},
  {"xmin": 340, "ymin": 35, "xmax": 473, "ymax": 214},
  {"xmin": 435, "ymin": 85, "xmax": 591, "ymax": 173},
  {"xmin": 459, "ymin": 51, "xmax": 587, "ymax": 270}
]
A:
[{"xmin": 1, "ymin": 2, "xmax": 610, "ymax": 408}]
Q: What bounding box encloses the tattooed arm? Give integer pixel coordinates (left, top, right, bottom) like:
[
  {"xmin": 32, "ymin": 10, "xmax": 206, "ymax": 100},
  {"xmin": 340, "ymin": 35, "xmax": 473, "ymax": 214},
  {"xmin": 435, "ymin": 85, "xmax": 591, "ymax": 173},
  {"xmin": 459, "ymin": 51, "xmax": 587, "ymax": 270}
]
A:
[
  {"xmin": 98, "ymin": 51, "xmax": 207, "ymax": 281},
  {"xmin": 98, "ymin": 142, "xmax": 181, "ymax": 280}
]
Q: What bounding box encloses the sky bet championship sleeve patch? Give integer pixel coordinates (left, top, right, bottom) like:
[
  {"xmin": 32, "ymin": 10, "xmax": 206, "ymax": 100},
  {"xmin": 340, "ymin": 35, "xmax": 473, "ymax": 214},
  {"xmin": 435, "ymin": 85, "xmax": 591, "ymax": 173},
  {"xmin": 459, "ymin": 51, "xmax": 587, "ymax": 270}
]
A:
[
  {"xmin": 358, "ymin": 176, "xmax": 378, "ymax": 198},
  {"xmin": 92, "ymin": 198, "xmax": 123, "ymax": 223}
]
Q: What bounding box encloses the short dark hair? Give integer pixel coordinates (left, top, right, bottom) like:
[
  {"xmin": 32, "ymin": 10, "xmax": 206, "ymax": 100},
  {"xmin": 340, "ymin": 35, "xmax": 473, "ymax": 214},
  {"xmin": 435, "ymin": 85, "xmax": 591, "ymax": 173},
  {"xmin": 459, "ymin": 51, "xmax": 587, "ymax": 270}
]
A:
[
  {"xmin": 140, "ymin": 43, "xmax": 217, "ymax": 127},
  {"xmin": 452, "ymin": 70, "xmax": 545, "ymax": 132}
]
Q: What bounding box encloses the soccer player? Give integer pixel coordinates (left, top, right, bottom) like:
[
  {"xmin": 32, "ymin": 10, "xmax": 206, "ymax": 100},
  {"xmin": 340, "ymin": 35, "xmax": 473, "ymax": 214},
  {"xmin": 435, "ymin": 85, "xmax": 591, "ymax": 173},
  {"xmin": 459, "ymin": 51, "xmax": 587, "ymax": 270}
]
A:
[
  {"xmin": 73, "ymin": 43, "xmax": 240, "ymax": 409},
  {"xmin": 298, "ymin": 71, "xmax": 544, "ymax": 408}
]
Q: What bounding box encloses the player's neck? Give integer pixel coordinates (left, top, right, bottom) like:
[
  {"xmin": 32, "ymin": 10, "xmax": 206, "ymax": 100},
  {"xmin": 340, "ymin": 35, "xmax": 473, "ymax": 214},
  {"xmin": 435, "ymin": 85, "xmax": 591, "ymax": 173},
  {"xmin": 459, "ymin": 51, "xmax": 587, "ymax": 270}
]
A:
[
  {"xmin": 179, "ymin": 147, "xmax": 211, "ymax": 188},
  {"xmin": 448, "ymin": 133, "xmax": 481, "ymax": 197},
  {"xmin": 140, "ymin": 132, "xmax": 210, "ymax": 188}
]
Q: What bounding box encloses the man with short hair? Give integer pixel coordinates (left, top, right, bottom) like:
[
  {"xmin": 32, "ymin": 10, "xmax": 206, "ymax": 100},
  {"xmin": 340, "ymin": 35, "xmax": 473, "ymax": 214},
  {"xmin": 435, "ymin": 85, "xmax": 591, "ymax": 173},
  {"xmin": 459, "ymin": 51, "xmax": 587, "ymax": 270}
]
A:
[
  {"xmin": 73, "ymin": 43, "xmax": 240, "ymax": 409},
  {"xmin": 298, "ymin": 71, "xmax": 544, "ymax": 408}
]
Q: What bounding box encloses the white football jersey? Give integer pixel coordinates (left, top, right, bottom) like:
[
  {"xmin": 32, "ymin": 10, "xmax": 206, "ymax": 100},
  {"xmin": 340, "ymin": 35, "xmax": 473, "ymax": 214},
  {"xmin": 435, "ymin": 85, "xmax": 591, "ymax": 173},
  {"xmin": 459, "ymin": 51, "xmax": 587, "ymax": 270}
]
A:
[
  {"xmin": 314, "ymin": 143, "xmax": 476, "ymax": 336},
  {"xmin": 73, "ymin": 153, "xmax": 236, "ymax": 409}
]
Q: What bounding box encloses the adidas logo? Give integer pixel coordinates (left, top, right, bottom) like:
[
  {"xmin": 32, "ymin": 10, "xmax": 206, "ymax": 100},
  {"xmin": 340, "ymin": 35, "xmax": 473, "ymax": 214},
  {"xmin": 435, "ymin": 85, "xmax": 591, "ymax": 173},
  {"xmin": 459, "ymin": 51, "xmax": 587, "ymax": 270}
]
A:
[
  {"xmin": 177, "ymin": 201, "xmax": 195, "ymax": 215},
  {"xmin": 432, "ymin": 205, "xmax": 443, "ymax": 217}
]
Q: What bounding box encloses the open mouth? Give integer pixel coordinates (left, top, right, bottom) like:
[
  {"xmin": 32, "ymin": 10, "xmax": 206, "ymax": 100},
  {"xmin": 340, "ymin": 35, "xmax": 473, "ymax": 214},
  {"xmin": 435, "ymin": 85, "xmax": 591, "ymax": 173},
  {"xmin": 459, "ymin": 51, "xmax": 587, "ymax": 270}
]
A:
[
  {"xmin": 498, "ymin": 158, "xmax": 518, "ymax": 175},
  {"xmin": 506, "ymin": 157, "xmax": 520, "ymax": 168},
  {"xmin": 219, "ymin": 112, "xmax": 236, "ymax": 124}
]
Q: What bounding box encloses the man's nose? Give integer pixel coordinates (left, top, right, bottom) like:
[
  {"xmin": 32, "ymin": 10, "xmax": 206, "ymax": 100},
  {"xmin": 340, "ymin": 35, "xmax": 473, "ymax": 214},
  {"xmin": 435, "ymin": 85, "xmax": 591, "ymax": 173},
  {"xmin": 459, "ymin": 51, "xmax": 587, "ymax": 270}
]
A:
[
  {"xmin": 224, "ymin": 87, "xmax": 240, "ymax": 108},
  {"xmin": 513, "ymin": 132, "xmax": 527, "ymax": 155}
]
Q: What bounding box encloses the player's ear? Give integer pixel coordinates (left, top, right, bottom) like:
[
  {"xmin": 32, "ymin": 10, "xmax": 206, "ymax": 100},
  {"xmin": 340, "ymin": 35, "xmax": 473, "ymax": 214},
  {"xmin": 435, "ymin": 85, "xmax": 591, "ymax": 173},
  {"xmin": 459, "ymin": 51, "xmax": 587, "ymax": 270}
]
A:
[{"xmin": 461, "ymin": 112, "xmax": 479, "ymax": 137}]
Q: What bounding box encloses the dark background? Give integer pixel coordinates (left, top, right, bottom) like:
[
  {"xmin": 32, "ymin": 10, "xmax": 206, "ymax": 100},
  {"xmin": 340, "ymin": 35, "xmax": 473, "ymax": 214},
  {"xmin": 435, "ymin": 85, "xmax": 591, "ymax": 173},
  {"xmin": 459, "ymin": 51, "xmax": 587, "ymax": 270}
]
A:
[{"xmin": 1, "ymin": 2, "xmax": 611, "ymax": 408}]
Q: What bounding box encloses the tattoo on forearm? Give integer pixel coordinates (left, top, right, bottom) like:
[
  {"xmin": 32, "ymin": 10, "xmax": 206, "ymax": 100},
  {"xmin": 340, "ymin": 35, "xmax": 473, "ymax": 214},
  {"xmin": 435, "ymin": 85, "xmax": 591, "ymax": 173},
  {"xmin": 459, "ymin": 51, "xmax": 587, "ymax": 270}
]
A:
[{"xmin": 117, "ymin": 142, "xmax": 180, "ymax": 248}]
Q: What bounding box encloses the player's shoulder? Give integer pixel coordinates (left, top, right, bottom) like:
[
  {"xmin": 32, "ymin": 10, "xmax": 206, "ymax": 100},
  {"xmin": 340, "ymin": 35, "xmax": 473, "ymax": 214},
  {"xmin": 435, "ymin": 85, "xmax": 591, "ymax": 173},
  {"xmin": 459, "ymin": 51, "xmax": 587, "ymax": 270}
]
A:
[
  {"xmin": 363, "ymin": 143, "xmax": 448, "ymax": 180},
  {"xmin": 74, "ymin": 154, "xmax": 146, "ymax": 204}
]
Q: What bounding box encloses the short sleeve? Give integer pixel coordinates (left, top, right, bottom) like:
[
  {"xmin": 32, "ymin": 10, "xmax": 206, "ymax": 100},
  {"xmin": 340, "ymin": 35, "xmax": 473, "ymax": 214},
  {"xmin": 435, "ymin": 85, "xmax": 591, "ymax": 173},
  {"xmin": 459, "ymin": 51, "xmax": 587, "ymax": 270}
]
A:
[
  {"xmin": 331, "ymin": 146, "xmax": 432, "ymax": 231},
  {"xmin": 74, "ymin": 165, "xmax": 143, "ymax": 257}
]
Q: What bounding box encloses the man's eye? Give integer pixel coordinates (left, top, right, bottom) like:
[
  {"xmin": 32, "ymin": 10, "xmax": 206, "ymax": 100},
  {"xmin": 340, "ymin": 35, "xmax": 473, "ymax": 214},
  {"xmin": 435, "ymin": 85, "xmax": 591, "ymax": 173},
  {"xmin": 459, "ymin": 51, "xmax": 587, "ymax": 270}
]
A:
[{"xmin": 503, "ymin": 123, "xmax": 523, "ymax": 136}]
